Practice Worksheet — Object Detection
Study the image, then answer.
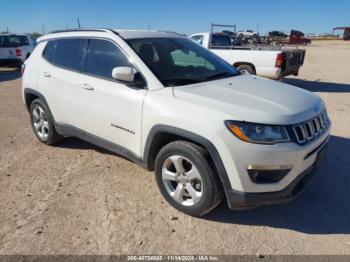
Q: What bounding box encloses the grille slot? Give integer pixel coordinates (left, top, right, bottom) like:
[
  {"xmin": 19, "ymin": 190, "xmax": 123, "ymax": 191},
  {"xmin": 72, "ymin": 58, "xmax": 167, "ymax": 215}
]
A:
[{"xmin": 293, "ymin": 110, "xmax": 329, "ymax": 144}]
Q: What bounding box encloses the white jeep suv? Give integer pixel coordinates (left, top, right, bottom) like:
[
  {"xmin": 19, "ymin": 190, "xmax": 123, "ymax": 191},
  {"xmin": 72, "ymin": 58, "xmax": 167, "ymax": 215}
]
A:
[{"xmin": 22, "ymin": 29, "xmax": 330, "ymax": 216}]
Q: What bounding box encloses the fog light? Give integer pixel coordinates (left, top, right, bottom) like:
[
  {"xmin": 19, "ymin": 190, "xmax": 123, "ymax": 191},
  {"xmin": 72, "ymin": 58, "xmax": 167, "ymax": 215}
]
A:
[{"xmin": 246, "ymin": 164, "xmax": 292, "ymax": 184}]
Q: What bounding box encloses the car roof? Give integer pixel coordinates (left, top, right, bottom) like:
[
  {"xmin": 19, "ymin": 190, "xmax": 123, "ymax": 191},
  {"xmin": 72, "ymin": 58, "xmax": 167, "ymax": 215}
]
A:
[
  {"xmin": 37, "ymin": 29, "xmax": 185, "ymax": 42},
  {"xmin": 115, "ymin": 29, "xmax": 185, "ymax": 39}
]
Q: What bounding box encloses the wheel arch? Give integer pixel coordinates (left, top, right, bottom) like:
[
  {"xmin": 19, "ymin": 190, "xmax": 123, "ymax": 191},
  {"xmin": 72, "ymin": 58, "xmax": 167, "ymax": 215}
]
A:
[
  {"xmin": 142, "ymin": 125, "xmax": 232, "ymax": 199},
  {"xmin": 23, "ymin": 88, "xmax": 56, "ymax": 124}
]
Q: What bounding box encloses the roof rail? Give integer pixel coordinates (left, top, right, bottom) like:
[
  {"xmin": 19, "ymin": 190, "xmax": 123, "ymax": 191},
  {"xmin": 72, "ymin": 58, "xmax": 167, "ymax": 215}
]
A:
[
  {"xmin": 157, "ymin": 30, "xmax": 186, "ymax": 36},
  {"xmin": 49, "ymin": 28, "xmax": 113, "ymax": 34}
]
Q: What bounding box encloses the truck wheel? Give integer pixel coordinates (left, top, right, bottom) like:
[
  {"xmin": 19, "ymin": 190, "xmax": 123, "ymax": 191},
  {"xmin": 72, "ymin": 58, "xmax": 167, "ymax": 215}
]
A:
[
  {"xmin": 29, "ymin": 98, "xmax": 63, "ymax": 145},
  {"xmin": 154, "ymin": 141, "xmax": 223, "ymax": 217},
  {"xmin": 236, "ymin": 64, "xmax": 255, "ymax": 75}
]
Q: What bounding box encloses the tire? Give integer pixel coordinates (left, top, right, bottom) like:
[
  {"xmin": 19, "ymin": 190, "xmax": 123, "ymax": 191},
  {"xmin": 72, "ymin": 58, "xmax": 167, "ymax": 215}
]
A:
[
  {"xmin": 29, "ymin": 98, "xmax": 63, "ymax": 145},
  {"xmin": 236, "ymin": 64, "xmax": 255, "ymax": 75},
  {"xmin": 154, "ymin": 141, "xmax": 223, "ymax": 217}
]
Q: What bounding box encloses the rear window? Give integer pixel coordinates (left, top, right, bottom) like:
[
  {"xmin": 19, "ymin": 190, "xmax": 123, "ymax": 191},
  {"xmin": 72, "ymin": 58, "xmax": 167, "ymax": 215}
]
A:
[
  {"xmin": 0, "ymin": 36, "xmax": 29, "ymax": 47},
  {"xmin": 43, "ymin": 39, "xmax": 87, "ymax": 71},
  {"xmin": 211, "ymin": 35, "xmax": 231, "ymax": 47}
]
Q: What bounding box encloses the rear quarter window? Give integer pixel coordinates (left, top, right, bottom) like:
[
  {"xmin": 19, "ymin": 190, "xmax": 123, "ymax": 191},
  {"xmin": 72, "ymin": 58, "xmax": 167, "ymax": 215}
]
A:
[{"xmin": 43, "ymin": 38, "xmax": 87, "ymax": 71}]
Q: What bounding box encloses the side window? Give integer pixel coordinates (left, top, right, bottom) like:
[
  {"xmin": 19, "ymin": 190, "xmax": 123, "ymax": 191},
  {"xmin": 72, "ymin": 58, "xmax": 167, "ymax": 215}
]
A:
[
  {"xmin": 85, "ymin": 39, "xmax": 132, "ymax": 79},
  {"xmin": 190, "ymin": 35, "xmax": 204, "ymax": 45},
  {"xmin": 42, "ymin": 40, "xmax": 55, "ymax": 61},
  {"xmin": 47, "ymin": 39, "xmax": 87, "ymax": 71}
]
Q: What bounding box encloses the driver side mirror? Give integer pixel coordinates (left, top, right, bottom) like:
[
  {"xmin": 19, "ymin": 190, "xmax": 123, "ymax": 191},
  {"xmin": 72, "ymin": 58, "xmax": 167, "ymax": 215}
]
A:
[{"xmin": 112, "ymin": 66, "xmax": 145, "ymax": 88}]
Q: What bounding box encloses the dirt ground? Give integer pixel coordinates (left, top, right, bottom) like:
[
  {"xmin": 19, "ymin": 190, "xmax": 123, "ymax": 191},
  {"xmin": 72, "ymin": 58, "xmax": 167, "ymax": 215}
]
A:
[{"xmin": 0, "ymin": 40, "xmax": 349, "ymax": 255}]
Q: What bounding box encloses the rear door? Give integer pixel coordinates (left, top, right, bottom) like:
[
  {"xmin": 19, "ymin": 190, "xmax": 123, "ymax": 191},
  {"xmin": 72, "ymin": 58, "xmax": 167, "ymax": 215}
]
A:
[
  {"xmin": 38, "ymin": 38, "xmax": 87, "ymax": 126},
  {"xmin": 77, "ymin": 38, "xmax": 146, "ymax": 157}
]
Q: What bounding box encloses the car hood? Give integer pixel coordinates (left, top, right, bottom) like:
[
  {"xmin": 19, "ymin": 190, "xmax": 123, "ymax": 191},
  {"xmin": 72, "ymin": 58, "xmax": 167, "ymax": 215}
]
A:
[{"xmin": 172, "ymin": 75, "xmax": 323, "ymax": 125}]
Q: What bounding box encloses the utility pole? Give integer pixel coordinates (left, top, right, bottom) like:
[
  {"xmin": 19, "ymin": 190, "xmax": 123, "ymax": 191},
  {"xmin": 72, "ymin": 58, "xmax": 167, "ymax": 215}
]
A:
[
  {"xmin": 77, "ymin": 18, "xmax": 81, "ymax": 29},
  {"xmin": 6, "ymin": 27, "xmax": 9, "ymax": 33},
  {"xmin": 257, "ymin": 24, "xmax": 259, "ymax": 34},
  {"xmin": 42, "ymin": 25, "xmax": 45, "ymax": 34}
]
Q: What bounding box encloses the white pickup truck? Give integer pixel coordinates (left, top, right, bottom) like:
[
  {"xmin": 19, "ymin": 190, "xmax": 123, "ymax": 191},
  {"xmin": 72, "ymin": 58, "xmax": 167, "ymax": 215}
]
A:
[
  {"xmin": 0, "ymin": 34, "xmax": 35, "ymax": 68},
  {"xmin": 190, "ymin": 32, "xmax": 305, "ymax": 80}
]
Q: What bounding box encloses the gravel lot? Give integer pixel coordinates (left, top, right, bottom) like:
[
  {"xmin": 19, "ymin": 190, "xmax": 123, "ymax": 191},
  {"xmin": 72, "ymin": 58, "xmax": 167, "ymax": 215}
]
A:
[{"xmin": 0, "ymin": 40, "xmax": 349, "ymax": 255}]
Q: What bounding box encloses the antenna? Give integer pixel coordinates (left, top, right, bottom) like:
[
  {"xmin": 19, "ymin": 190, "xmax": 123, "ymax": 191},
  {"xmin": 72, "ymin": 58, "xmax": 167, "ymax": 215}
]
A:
[{"xmin": 77, "ymin": 18, "xmax": 81, "ymax": 29}]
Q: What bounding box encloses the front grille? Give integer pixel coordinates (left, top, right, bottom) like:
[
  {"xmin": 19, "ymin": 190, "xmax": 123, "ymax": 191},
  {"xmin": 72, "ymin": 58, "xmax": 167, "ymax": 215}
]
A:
[{"xmin": 292, "ymin": 110, "xmax": 329, "ymax": 144}]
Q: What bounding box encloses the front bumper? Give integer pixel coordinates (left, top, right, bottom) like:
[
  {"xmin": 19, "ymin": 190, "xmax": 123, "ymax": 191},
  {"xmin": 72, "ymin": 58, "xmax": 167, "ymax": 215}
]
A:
[
  {"xmin": 225, "ymin": 137, "xmax": 327, "ymax": 210},
  {"xmin": 226, "ymin": 160, "xmax": 317, "ymax": 210},
  {"xmin": 212, "ymin": 124, "xmax": 330, "ymax": 210}
]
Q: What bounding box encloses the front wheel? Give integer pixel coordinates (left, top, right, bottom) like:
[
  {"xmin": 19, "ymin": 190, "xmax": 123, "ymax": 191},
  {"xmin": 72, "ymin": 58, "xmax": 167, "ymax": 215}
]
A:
[{"xmin": 155, "ymin": 141, "xmax": 223, "ymax": 217}]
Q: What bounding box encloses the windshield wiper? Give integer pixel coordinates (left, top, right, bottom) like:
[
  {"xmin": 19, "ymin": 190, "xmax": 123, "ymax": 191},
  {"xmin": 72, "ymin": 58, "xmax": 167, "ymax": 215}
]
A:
[{"xmin": 202, "ymin": 72, "xmax": 235, "ymax": 81}]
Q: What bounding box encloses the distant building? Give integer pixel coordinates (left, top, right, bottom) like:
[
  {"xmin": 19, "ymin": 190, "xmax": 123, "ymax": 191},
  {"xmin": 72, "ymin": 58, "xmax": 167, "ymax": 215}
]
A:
[{"xmin": 333, "ymin": 27, "xmax": 350, "ymax": 40}]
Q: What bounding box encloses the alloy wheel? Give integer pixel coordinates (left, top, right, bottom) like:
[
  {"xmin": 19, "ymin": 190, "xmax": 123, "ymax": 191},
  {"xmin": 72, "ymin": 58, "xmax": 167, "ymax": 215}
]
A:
[
  {"xmin": 32, "ymin": 105, "xmax": 49, "ymax": 141},
  {"xmin": 162, "ymin": 155, "xmax": 203, "ymax": 206}
]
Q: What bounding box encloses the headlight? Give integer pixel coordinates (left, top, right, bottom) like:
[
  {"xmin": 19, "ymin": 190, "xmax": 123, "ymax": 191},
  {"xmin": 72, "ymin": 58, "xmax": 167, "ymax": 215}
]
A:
[{"xmin": 225, "ymin": 121, "xmax": 290, "ymax": 144}]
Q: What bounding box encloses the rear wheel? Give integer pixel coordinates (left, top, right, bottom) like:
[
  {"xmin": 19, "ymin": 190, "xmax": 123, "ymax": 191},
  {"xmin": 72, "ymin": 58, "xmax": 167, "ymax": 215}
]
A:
[
  {"xmin": 29, "ymin": 98, "xmax": 63, "ymax": 145},
  {"xmin": 236, "ymin": 64, "xmax": 255, "ymax": 75},
  {"xmin": 155, "ymin": 141, "xmax": 223, "ymax": 217}
]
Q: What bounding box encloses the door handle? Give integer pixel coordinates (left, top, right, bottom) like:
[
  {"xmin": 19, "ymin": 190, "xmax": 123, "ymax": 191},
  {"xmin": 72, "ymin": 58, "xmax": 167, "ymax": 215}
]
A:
[
  {"xmin": 82, "ymin": 83, "xmax": 94, "ymax": 91},
  {"xmin": 42, "ymin": 72, "xmax": 51, "ymax": 78}
]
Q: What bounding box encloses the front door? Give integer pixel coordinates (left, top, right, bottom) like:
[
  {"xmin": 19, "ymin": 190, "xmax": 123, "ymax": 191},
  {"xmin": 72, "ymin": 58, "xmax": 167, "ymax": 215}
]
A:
[{"xmin": 77, "ymin": 39, "xmax": 147, "ymax": 157}]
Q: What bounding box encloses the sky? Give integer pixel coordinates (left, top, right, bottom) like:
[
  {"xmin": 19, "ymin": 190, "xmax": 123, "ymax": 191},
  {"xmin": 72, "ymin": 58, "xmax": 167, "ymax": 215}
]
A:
[{"xmin": 1, "ymin": 0, "xmax": 349, "ymax": 35}]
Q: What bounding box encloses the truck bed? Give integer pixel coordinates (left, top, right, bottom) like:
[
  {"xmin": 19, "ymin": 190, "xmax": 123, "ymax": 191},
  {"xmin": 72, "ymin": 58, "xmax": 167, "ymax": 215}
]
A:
[{"xmin": 212, "ymin": 44, "xmax": 305, "ymax": 78}]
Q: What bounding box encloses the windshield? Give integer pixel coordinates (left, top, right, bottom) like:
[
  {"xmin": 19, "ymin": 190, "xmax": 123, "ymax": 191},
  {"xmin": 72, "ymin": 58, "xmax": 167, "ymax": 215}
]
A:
[
  {"xmin": 0, "ymin": 36, "xmax": 29, "ymax": 47},
  {"xmin": 127, "ymin": 37, "xmax": 240, "ymax": 87}
]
